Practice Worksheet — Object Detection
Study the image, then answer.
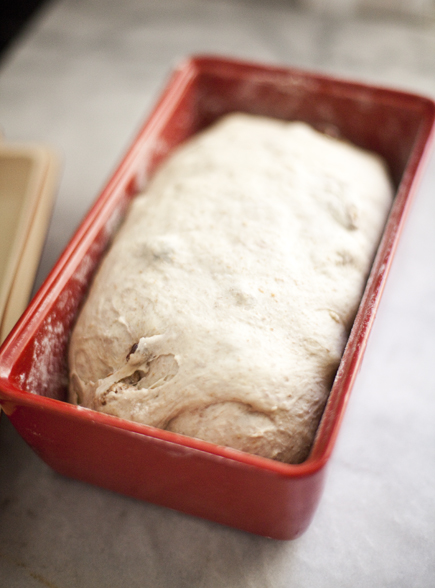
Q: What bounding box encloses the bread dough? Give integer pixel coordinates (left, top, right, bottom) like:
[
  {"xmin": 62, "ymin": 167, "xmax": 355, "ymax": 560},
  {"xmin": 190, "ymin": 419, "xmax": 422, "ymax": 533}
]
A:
[{"xmin": 68, "ymin": 113, "xmax": 393, "ymax": 463}]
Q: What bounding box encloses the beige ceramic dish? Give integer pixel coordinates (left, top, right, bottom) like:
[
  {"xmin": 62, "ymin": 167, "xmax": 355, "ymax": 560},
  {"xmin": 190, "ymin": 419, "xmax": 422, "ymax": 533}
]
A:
[{"xmin": 0, "ymin": 142, "xmax": 58, "ymax": 344}]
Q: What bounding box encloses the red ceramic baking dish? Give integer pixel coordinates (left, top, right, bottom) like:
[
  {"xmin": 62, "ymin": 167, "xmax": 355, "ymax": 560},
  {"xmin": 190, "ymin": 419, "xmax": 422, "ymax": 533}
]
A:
[{"xmin": 0, "ymin": 56, "xmax": 434, "ymax": 540}]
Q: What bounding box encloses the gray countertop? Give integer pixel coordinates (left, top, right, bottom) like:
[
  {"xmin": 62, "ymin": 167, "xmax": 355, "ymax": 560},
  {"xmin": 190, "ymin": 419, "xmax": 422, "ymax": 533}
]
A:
[{"xmin": 1, "ymin": 1, "xmax": 435, "ymax": 586}]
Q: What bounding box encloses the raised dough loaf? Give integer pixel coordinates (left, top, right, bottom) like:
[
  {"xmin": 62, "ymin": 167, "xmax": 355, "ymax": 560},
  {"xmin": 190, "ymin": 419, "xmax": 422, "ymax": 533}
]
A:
[{"xmin": 68, "ymin": 113, "xmax": 393, "ymax": 463}]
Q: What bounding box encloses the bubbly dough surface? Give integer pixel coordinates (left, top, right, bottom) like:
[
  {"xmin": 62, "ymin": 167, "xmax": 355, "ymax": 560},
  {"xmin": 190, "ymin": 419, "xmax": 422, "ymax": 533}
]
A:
[{"xmin": 68, "ymin": 113, "xmax": 393, "ymax": 463}]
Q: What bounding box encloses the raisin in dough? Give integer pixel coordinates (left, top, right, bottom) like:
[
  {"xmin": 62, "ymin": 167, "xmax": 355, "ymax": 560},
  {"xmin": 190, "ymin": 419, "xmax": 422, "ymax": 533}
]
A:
[{"xmin": 68, "ymin": 113, "xmax": 393, "ymax": 463}]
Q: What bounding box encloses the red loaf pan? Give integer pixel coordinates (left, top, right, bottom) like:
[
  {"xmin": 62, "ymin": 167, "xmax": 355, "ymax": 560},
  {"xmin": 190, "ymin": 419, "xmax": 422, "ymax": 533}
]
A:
[{"xmin": 0, "ymin": 56, "xmax": 434, "ymax": 540}]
